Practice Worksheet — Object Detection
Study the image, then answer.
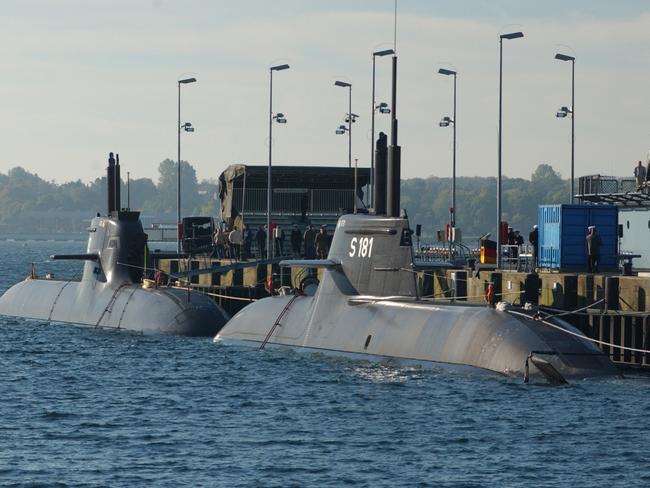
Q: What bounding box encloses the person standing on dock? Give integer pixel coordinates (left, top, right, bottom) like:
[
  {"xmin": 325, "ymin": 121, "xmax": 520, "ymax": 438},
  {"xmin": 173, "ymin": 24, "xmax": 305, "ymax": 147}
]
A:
[
  {"xmin": 634, "ymin": 161, "xmax": 646, "ymax": 190},
  {"xmin": 586, "ymin": 225, "xmax": 602, "ymax": 273},
  {"xmin": 529, "ymin": 225, "xmax": 538, "ymax": 270},
  {"xmin": 315, "ymin": 226, "xmax": 328, "ymax": 259},
  {"xmin": 303, "ymin": 224, "xmax": 316, "ymax": 259}
]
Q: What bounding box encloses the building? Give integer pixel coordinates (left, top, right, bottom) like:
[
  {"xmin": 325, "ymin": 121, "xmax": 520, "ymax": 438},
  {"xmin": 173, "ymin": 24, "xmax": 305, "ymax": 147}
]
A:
[
  {"xmin": 218, "ymin": 164, "xmax": 370, "ymax": 232},
  {"xmin": 577, "ymin": 174, "xmax": 650, "ymax": 271}
]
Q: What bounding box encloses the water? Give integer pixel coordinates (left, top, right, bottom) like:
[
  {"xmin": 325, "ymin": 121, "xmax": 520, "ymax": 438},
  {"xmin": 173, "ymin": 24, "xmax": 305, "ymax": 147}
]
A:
[{"xmin": 2, "ymin": 240, "xmax": 650, "ymax": 487}]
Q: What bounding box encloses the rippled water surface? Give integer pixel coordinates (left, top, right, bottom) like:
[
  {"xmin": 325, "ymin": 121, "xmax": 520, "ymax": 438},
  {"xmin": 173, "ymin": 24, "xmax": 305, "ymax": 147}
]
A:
[{"xmin": 1, "ymin": 239, "xmax": 650, "ymax": 487}]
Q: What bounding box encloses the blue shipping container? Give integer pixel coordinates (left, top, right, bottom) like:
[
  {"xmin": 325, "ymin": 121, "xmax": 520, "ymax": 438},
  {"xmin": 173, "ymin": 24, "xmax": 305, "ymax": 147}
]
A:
[{"xmin": 538, "ymin": 204, "xmax": 618, "ymax": 270}]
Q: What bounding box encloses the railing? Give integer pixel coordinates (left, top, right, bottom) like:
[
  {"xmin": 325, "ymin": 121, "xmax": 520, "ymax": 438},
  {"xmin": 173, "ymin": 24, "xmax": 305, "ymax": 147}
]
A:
[
  {"xmin": 231, "ymin": 188, "xmax": 355, "ymax": 215},
  {"xmin": 578, "ymin": 175, "xmax": 638, "ymax": 195}
]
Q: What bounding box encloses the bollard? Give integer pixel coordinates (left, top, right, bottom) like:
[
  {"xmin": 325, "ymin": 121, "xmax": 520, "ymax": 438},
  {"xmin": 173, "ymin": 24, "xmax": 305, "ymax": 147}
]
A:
[
  {"xmin": 564, "ymin": 275, "xmax": 578, "ymax": 309},
  {"xmin": 524, "ymin": 273, "xmax": 540, "ymax": 306},
  {"xmin": 605, "ymin": 276, "xmax": 620, "ymax": 311}
]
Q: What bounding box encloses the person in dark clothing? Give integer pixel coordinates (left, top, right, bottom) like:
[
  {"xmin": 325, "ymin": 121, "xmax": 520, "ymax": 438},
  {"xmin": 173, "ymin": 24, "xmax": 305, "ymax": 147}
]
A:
[
  {"xmin": 290, "ymin": 224, "xmax": 302, "ymax": 257},
  {"xmin": 315, "ymin": 226, "xmax": 328, "ymax": 259},
  {"xmin": 255, "ymin": 226, "xmax": 266, "ymax": 259},
  {"xmin": 586, "ymin": 226, "xmax": 602, "ymax": 273},
  {"xmin": 634, "ymin": 160, "xmax": 647, "ymax": 189},
  {"xmin": 529, "ymin": 225, "xmax": 538, "ymax": 269},
  {"xmin": 303, "ymin": 224, "xmax": 316, "ymax": 259}
]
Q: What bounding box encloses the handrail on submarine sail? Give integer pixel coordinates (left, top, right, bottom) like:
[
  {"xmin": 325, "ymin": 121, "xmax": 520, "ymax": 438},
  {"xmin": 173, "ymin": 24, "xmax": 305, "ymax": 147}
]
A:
[{"xmin": 259, "ymin": 294, "xmax": 301, "ymax": 350}]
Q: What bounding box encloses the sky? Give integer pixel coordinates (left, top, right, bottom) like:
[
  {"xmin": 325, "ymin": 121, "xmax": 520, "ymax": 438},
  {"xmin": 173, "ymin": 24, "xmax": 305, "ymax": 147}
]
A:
[{"xmin": 1, "ymin": 0, "xmax": 649, "ymax": 184}]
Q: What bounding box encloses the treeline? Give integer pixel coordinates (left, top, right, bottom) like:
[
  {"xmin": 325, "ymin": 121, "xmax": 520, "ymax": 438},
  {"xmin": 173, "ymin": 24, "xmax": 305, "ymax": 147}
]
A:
[
  {"xmin": 401, "ymin": 163, "xmax": 569, "ymax": 240},
  {"xmin": 0, "ymin": 159, "xmax": 220, "ymax": 234},
  {"xmin": 0, "ymin": 160, "xmax": 568, "ymax": 238}
]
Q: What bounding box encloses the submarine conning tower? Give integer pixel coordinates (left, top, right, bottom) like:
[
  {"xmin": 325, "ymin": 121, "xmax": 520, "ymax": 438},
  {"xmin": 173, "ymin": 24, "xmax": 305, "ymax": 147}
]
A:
[
  {"xmin": 327, "ymin": 53, "xmax": 415, "ymax": 298},
  {"xmin": 78, "ymin": 152, "xmax": 147, "ymax": 286}
]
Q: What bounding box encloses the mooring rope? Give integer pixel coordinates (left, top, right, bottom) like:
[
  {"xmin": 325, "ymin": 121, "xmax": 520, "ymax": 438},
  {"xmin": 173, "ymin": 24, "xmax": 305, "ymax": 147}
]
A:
[
  {"xmin": 170, "ymin": 286, "xmax": 257, "ymax": 302},
  {"xmin": 508, "ymin": 309, "xmax": 650, "ymax": 355},
  {"xmin": 539, "ymin": 299, "xmax": 605, "ymax": 318}
]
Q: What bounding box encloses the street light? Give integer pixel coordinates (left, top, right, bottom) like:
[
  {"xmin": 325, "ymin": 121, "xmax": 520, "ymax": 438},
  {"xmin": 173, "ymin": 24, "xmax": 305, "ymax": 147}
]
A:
[
  {"xmin": 555, "ymin": 52, "xmax": 576, "ymax": 204},
  {"xmin": 335, "ymin": 80, "xmax": 353, "ymax": 167},
  {"xmin": 496, "ymin": 31, "xmax": 523, "ymax": 269},
  {"xmin": 438, "ymin": 67, "xmax": 457, "ymax": 228},
  {"xmin": 177, "ymin": 76, "xmax": 197, "ymax": 253},
  {"xmin": 267, "ymin": 63, "xmax": 290, "ymax": 259},
  {"xmin": 370, "ymin": 48, "xmax": 394, "ymax": 207}
]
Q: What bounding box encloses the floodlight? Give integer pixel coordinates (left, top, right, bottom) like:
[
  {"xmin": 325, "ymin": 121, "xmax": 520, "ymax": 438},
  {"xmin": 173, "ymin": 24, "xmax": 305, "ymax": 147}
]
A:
[
  {"xmin": 500, "ymin": 32, "xmax": 524, "ymax": 40},
  {"xmin": 376, "ymin": 102, "xmax": 390, "ymax": 114},
  {"xmin": 179, "ymin": 77, "xmax": 197, "ymax": 84},
  {"xmin": 555, "ymin": 53, "xmax": 575, "ymax": 62},
  {"xmin": 271, "ymin": 64, "xmax": 290, "ymax": 71},
  {"xmin": 373, "ymin": 49, "xmax": 395, "ymax": 57},
  {"xmin": 335, "ymin": 80, "xmax": 351, "ymax": 88},
  {"xmin": 438, "ymin": 68, "xmax": 456, "ymax": 76}
]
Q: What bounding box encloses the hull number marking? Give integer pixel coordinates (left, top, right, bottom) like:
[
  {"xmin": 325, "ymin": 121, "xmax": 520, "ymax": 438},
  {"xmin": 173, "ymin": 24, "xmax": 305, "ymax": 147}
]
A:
[{"xmin": 349, "ymin": 237, "xmax": 374, "ymax": 258}]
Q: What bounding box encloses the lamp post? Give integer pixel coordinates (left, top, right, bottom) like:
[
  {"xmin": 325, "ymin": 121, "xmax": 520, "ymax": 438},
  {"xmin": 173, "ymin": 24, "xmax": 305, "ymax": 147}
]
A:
[
  {"xmin": 438, "ymin": 68, "xmax": 457, "ymax": 228},
  {"xmin": 371, "ymin": 49, "xmax": 394, "ymax": 207},
  {"xmin": 335, "ymin": 81, "xmax": 353, "ymax": 167},
  {"xmin": 497, "ymin": 31, "xmax": 523, "ymax": 269},
  {"xmin": 267, "ymin": 63, "xmax": 290, "ymax": 259},
  {"xmin": 555, "ymin": 52, "xmax": 576, "ymax": 204},
  {"xmin": 177, "ymin": 77, "xmax": 197, "ymax": 253}
]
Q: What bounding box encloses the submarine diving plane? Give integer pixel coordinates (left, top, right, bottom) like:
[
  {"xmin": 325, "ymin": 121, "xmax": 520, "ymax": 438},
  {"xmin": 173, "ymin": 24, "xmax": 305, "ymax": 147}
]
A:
[
  {"xmin": 0, "ymin": 153, "xmax": 229, "ymax": 336},
  {"xmin": 215, "ymin": 129, "xmax": 618, "ymax": 384}
]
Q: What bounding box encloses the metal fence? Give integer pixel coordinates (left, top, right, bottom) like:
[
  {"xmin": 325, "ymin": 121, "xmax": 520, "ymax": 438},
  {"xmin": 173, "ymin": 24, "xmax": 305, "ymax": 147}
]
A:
[
  {"xmin": 232, "ymin": 188, "xmax": 355, "ymax": 215},
  {"xmin": 578, "ymin": 175, "xmax": 638, "ymax": 195}
]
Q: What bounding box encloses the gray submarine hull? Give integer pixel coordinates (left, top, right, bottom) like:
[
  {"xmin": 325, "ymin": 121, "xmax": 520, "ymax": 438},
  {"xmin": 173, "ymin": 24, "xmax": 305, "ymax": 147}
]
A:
[
  {"xmin": 0, "ymin": 278, "xmax": 227, "ymax": 336},
  {"xmin": 215, "ymin": 213, "xmax": 618, "ymax": 382},
  {"xmin": 0, "ymin": 152, "xmax": 229, "ymax": 336}
]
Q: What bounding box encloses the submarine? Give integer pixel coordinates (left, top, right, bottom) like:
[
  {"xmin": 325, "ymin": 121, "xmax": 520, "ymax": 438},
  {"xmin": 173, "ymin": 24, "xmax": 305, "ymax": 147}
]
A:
[
  {"xmin": 215, "ymin": 56, "xmax": 618, "ymax": 383},
  {"xmin": 0, "ymin": 153, "xmax": 229, "ymax": 336}
]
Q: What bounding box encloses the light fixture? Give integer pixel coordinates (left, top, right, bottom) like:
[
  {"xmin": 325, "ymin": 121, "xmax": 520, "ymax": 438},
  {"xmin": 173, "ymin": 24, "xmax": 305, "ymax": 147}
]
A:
[
  {"xmin": 439, "ymin": 116, "xmax": 454, "ymax": 127},
  {"xmin": 555, "ymin": 53, "xmax": 575, "ymax": 62},
  {"xmin": 373, "ymin": 49, "xmax": 395, "ymax": 57},
  {"xmin": 438, "ymin": 68, "xmax": 457, "ymax": 76},
  {"xmin": 500, "ymin": 31, "xmax": 524, "ymax": 40},
  {"xmin": 345, "ymin": 113, "xmax": 359, "ymax": 124},
  {"xmin": 376, "ymin": 102, "xmax": 390, "ymax": 114}
]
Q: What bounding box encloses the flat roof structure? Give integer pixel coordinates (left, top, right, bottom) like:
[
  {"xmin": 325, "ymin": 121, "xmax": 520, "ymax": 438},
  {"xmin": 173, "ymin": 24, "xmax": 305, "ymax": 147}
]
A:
[
  {"xmin": 576, "ymin": 174, "xmax": 650, "ymax": 208},
  {"xmin": 218, "ymin": 164, "xmax": 371, "ymax": 229}
]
